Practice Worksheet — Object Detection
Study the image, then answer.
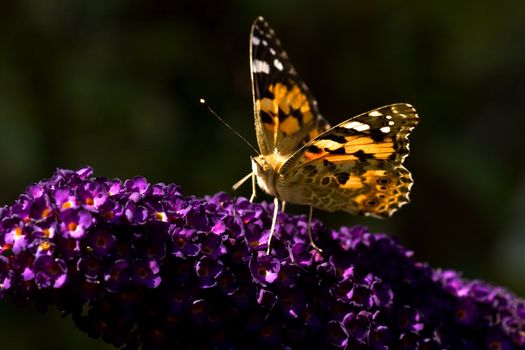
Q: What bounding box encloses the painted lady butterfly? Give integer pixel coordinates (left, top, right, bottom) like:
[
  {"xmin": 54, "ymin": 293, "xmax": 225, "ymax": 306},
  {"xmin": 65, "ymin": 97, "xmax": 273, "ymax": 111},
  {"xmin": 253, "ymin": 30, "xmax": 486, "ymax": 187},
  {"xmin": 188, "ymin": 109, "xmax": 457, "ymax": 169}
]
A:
[{"xmin": 237, "ymin": 17, "xmax": 418, "ymax": 253}]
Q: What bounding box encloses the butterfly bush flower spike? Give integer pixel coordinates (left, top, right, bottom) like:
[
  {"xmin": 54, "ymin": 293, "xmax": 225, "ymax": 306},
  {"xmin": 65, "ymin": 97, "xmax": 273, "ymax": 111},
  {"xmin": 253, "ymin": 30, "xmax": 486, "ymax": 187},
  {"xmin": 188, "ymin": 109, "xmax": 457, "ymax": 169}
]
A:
[{"xmin": 0, "ymin": 167, "xmax": 524, "ymax": 349}]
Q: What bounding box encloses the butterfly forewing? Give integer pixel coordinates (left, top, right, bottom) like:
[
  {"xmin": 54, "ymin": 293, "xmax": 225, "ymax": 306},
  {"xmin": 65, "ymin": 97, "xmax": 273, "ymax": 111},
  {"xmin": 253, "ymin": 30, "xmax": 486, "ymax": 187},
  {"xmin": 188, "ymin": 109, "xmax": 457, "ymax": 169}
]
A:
[
  {"xmin": 250, "ymin": 17, "xmax": 330, "ymax": 156},
  {"xmin": 277, "ymin": 103, "xmax": 419, "ymax": 217}
]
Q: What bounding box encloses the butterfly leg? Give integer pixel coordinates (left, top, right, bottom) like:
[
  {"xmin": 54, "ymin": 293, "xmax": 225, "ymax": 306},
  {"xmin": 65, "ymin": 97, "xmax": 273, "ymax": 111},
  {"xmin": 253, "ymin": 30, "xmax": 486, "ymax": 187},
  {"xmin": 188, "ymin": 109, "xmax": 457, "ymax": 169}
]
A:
[
  {"xmin": 281, "ymin": 201, "xmax": 286, "ymax": 213},
  {"xmin": 232, "ymin": 172, "xmax": 257, "ymax": 202},
  {"xmin": 233, "ymin": 172, "xmax": 252, "ymax": 190},
  {"xmin": 266, "ymin": 197, "xmax": 279, "ymax": 255},
  {"xmin": 307, "ymin": 206, "xmax": 322, "ymax": 252},
  {"xmin": 250, "ymin": 172, "xmax": 256, "ymax": 202}
]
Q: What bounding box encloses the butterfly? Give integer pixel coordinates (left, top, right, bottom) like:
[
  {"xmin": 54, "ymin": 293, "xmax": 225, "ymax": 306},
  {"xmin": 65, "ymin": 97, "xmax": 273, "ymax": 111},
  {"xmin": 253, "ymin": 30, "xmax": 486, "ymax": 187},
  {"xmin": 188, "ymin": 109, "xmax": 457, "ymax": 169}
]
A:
[{"xmin": 235, "ymin": 17, "xmax": 418, "ymax": 254}]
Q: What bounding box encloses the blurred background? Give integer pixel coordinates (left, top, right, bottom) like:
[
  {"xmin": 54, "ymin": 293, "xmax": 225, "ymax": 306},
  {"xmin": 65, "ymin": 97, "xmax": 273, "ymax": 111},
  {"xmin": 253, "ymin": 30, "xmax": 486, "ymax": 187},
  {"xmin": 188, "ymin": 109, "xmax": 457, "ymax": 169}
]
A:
[{"xmin": 0, "ymin": 1, "xmax": 524, "ymax": 349}]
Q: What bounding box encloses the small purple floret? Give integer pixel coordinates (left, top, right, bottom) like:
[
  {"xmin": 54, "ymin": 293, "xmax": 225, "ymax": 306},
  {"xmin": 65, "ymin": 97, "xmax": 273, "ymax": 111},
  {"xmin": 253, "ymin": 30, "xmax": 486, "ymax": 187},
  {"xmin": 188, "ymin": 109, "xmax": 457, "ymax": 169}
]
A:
[{"xmin": 0, "ymin": 167, "xmax": 524, "ymax": 349}]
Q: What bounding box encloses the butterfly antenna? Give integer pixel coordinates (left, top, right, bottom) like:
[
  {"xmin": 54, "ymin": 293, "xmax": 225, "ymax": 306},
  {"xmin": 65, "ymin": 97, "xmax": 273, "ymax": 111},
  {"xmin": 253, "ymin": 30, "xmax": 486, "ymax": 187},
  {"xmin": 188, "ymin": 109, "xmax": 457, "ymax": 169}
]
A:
[{"xmin": 200, "ymin": 98, "xmax": 260, "ymax": 155}]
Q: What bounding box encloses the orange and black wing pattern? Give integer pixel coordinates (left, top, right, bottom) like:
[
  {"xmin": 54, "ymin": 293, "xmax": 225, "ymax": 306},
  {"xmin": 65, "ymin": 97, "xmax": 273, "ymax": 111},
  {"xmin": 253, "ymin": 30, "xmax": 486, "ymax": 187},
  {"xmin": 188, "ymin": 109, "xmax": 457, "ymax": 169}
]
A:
[
  {"xmin": 278, "ymin": 103, "xmax": 419, "ymax": 217},
  {"xmin": 250, "ymin": 17, "xmax": 330, "ymax": 156}
]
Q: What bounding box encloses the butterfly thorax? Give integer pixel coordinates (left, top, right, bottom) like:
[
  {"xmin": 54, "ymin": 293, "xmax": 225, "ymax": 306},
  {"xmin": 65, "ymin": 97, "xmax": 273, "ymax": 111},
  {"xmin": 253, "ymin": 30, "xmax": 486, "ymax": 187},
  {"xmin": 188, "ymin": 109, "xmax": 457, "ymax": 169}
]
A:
[{"xmin": 251, "ymin": 153, "xmax": 288, "ymax": 197}]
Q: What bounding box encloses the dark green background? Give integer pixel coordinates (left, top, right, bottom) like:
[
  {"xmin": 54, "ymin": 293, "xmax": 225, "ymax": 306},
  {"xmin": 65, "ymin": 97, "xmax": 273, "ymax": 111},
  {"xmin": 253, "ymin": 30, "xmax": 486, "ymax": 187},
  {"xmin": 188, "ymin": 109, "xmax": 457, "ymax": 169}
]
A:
[{"xmin": 1, "ymin": 1, "xmax": 524, "ymax": 349}]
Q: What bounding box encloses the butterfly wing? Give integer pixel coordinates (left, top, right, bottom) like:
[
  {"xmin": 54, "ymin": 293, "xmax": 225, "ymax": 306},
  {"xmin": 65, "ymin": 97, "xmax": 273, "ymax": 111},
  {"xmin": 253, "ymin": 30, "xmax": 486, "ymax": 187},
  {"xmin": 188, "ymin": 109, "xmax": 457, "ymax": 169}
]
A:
[
  {"xmin": 277, "ymin": 103, "xmax": 419, "ymax": 217},
  {"xmin": 250, "ymin": 17, "xmax": 330, "ymax": 156}
]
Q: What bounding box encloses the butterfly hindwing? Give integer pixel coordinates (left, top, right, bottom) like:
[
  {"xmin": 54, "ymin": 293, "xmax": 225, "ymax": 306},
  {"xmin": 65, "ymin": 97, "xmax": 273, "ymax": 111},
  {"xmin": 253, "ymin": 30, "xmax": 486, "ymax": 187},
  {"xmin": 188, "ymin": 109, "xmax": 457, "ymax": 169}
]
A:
[
  {"xmin": 277, "ymin": 103, "xmax": 419, "ymax": 217},
  {"xmin": 250, "ymin": 17, "xmax": 330, "ymax": 156}
]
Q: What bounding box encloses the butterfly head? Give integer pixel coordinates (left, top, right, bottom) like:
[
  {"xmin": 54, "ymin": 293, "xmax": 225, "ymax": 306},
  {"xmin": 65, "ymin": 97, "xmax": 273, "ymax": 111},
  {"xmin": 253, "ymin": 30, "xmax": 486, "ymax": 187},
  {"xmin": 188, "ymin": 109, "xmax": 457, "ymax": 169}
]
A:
[{"xmin": 251, "ymin": 155, "xmax": 278, "ymax": 197}]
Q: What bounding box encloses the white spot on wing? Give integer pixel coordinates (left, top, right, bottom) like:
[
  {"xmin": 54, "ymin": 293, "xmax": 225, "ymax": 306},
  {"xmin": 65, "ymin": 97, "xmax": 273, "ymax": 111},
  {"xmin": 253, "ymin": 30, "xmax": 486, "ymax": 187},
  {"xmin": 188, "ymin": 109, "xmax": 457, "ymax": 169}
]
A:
[
  {"xmin": 262, "ymin": 40, "xmax": 268, "ymax": 46},
  {"xmin": 388, "ymin": 121, "xmax": 394, "ymax": 126},
  {"xmin": 252, "ymin": 36, "xmax": 260, "ymax": 46},
  {"xmin": 269, "ymin": 48, "xmax": 276, "ymax": 55},
  {"xmin": 273, "ymin": 58, "xmax": 283, "ymax": 71},
  {"xmin": 380, "ymin": 126, "xmax": 391, "ymax": 133},
  {"xmin": 312, "ymin": 139, "xmax": 342, "ymax": 150},
  {"xmin": 343, "ymin": 121, "xmax": 370, "ymax": 131},
  {"xmin": 369, "ymin": 111, "xmax": 383, "ymax": 117},
  {"xmin": 253, "ymin": 60, "xmax": 270, "ymax": 74},
  {"xmin": 385, "ymin": 115, "xmax": 392, "ymax": 119}
]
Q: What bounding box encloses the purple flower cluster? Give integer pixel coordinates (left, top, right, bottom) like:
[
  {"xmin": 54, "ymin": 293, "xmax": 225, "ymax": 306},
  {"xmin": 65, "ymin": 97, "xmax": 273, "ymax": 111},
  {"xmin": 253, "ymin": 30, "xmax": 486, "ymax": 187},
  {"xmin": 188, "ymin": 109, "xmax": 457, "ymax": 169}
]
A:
[{"xmin": 0, "ymin": 168, "xmax": 524, "ymax": 349}]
